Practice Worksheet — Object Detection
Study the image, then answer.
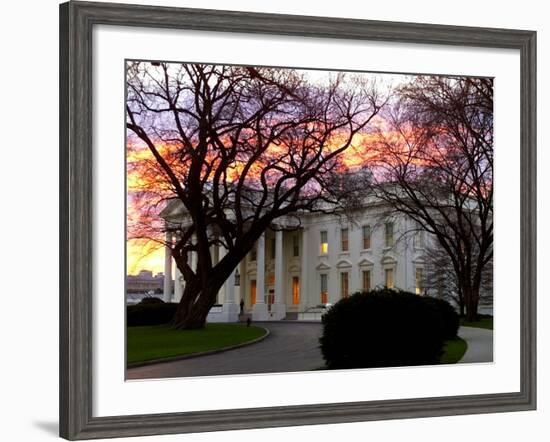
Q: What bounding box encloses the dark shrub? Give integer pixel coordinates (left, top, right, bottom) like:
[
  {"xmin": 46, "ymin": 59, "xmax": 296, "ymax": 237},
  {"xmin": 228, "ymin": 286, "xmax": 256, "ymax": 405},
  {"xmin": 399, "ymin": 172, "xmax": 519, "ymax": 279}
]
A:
[
  {"xmin": 138, "ymin": 296, "xmax": 165, "ymax": 305},
  {"xmin": 320, "ymin": 288, "xmax": 445, "ymax": 369},
  {"xmin": 421, "ymin": 296, "xmax": 459, "ymax": 340},
  {"xmin": 127, "ymin": 302, "xmax": 178, "ymax": 326}
]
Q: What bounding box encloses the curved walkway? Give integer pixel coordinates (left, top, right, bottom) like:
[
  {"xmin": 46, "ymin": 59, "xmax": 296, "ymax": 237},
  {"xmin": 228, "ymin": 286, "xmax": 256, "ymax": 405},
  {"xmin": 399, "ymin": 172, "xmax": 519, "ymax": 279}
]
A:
[
  {"xmin": 458, "ymin": 326, "xmax": 493, "ymax": 363},
  {"xmin": 127, "ymin": 322, "xmax": 324, "ymax": 380},
  {"xmin": 126, "ymin": 323, "xmax": 493, "ymax": 380}
]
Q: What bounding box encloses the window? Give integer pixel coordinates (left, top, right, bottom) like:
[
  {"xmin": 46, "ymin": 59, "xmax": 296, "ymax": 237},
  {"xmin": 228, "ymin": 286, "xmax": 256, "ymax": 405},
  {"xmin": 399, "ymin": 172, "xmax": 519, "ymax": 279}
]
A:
[
  {"xmin": 320, "ymin": 274, "xmax": 328, "ymax": 303},
  {"xmin": 362, "ymin": 270, "xmax": 371, "ymax": 292},
  {"xmin": 292, "ymin": 235, "xmax": 300, "ymax": 257},
  {"xmin": 292, "ymin": 276, "xmax": 300, "ymax": 304},
  {"xmin": 250, "ymin": 279, "xmax": 257, "ymax": 305},
  {"xmin": 250, "ymin": 244, "xmax": 257, "ymax": 261},
  {"xmin": 362, "ymin": 225, "xmax": 371, "ymax": 249},
  {"xmin": 416, "ymin": 267, "xmax": 424, "ymax": 295},
  {"xmin": 341, "ymin": 228, "xmax": 349, "ymax": 252},
  {"xmin": 270, "ymin": 238, "xmax": 276, "ymax": 259},
  {"xmin": 340, "ymin": 271, "xmax": 349, "ymax": 298},
  {"xmin": 414, "ymin": 229, "xmax": 425, "ymax": 249},
  {"xmin": 385, "ymin": 222, "xmax": 394, "ymax": 247},
  {"xmin": 385, "ymin": 268, "xmax": 394, "ymax": 289},
  {"xmin": 320, "ymin": 230, "xmax": 328, "ymax": 254}
]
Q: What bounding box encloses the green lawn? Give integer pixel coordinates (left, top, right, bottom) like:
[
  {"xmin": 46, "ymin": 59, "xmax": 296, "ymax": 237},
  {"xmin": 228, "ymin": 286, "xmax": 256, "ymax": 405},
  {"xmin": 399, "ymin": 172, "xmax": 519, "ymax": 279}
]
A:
[
  {"xmin": 460, "ymin": 315, "xmax": 493, "ymax": 330},
  {"xmin": 127, "ymin": 323, "xmax": 267, "ymax": 365},
  {"xmin": 440, "ymin": 337, "xmax": 468, "ymax": 364}
]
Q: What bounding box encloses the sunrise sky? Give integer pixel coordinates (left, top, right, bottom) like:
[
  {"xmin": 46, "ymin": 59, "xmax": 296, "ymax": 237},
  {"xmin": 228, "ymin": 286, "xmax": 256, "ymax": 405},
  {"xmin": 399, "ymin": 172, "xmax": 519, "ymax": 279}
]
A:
[{"xmin": 126, "ymin": 64, "xmax": 420, "ymax": 277}]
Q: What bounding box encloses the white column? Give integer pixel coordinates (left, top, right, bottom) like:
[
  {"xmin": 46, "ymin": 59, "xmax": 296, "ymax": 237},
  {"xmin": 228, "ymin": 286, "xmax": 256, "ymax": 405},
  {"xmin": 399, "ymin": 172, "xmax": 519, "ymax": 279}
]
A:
[
  {"xmin": 238, "ymin": 260, "xmax": 245, "ymax": 312},
  {"xmin": 163, "ymin": 231, "xmax": 173, "ymax": 302},
  {"xmin": 252, "ymin": 233, "xmax": 269, "ymax": 321},
  {"xmin": 191, "ymin": 242, "xmax": 197, "ymax": 272},
  {"xmin": 272, "ymin": 230, "xmax": 286, "ymax": 320},
  {"xmin": 174, "ymin": 266, "xmax": 183, "ymax": 302},
  {"xmin": 215, "ymin": 244, "xmax": 223, "ymax": 304},
  {"xmin": 300, "ymin": 227, "xmax": 309, "ymax": 311},
  {"xmin": 217, "ymin": 245, "xmax": 239, "ymax": 322}
]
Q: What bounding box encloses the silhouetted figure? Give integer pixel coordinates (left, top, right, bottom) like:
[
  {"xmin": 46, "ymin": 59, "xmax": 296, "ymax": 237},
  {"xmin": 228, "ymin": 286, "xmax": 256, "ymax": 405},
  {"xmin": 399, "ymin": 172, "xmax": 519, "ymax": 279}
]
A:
[
  {"xmin": 246, "ymin": 317, "xmax": 251, "ymax": 327},
  {"xmin": 239, "ymin": 298, "xmax": 245, "ymax": 314}
]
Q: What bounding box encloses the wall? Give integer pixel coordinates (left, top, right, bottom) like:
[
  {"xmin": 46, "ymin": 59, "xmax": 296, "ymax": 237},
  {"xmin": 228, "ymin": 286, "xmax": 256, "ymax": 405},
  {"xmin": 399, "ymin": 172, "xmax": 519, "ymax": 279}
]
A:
[{"xmin": 0, "ymin": 0, "xmax": 546, "ymax": 441}]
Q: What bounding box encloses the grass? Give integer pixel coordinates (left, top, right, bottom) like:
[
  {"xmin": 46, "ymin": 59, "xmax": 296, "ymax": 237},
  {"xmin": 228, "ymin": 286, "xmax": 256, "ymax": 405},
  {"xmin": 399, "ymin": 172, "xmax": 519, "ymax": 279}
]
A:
[
  {"xmin": 127, "ymin": 323, "xmax": 267, "ymax": 365},
  {"xmin": 440, "ymin": 337, "xmax": 468, "ymax": 364},
  {"xmin": 460, "ymin": 315, "xmax": 493, "ymax": 330}
]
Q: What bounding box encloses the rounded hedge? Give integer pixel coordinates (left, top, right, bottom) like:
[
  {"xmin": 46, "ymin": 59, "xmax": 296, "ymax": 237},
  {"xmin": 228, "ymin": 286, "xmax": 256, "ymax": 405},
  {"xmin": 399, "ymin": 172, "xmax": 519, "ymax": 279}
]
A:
[
  {"xmin": 138, "ymin": 296, "xmax": 165, "ymax": 305},
  {"xmin": 127, "ymin": 302, "xmax": 178, "ymax": 326},
  {"xmin": 320, "ymin": 289, "xmax": 446, "ymax": 369},
  {"xmin": 421, "ymin": 296, "xmax": 459, "ymax": 340}
]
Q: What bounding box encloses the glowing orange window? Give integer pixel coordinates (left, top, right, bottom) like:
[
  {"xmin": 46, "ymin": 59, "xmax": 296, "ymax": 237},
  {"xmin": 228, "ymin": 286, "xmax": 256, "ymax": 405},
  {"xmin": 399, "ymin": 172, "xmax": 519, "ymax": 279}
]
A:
[{"xmin": 292, "ymin": 277, "xmax": 300, "ymax": 305}]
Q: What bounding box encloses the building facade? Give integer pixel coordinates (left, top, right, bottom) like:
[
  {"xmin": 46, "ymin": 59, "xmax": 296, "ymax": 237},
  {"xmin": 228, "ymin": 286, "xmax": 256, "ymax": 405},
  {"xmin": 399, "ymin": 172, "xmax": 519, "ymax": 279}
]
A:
[
  {"xmin": 126, "ymin": 269, "xmax": 166, "ymax": 294},
  {"xmin": 161, "ymin": 199, "xmax": 430, "ymax": 322}
]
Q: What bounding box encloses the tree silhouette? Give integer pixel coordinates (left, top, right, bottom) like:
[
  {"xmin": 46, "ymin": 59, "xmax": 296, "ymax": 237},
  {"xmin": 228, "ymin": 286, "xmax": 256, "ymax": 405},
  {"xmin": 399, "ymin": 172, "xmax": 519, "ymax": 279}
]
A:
[
  {"xmin": 366, "ymin": 76, "xmax": 493, "ymax": 321},
  {"xmin": 126, "ymin": 61, "xmax": 384, "ymax": 329}
]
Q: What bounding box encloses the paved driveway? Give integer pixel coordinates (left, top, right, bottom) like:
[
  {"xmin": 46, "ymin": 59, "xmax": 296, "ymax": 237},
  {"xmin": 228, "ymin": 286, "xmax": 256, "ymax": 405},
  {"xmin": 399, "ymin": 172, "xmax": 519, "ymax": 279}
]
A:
[
  {"xmin": 126, "ymin": 323, "xmax": 493, "ymax": 380},
  {"xmin": 458, "ymin": 326, "xmax": 493, "ymax": 363},
  {"xmin": 127, "ymin": 322, "xmax": 324, "ymax": 380}
]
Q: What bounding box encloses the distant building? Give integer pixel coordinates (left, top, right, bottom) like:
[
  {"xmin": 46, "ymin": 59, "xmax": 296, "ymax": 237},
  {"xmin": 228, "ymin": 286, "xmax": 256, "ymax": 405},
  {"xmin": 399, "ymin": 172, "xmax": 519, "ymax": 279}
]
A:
[{"xmin": 126, "ymin": 270, "xmax": 170, "ymax": 294}]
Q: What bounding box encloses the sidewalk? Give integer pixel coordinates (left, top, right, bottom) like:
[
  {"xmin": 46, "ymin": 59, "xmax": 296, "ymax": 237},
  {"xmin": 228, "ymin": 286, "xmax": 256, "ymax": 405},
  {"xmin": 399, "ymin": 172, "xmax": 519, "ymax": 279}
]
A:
[{"xmin": 459, "ymin": 326, "xmax": 493, "ymax": 363}]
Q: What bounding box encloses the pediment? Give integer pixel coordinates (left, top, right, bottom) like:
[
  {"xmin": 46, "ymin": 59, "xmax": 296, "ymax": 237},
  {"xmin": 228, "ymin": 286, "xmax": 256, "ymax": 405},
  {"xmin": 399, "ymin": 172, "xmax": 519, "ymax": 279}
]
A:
[
  {"xmin": 336, "ymin": 259, "xmax": 353, "ymax": 269},
  {"xmin": 381, "ymin": 255, "xmax": 397, "ymax": 264},
  {"xmin": 288, "ymin": 264, "xmax": 301, "ymax": 273},
  {"xmin": 358, "ymin": 258, "xmax": 375, "ymax": 267},
  {"xmin": 316, "ymin": 262, "xmax": 331, "ymax": 271}
]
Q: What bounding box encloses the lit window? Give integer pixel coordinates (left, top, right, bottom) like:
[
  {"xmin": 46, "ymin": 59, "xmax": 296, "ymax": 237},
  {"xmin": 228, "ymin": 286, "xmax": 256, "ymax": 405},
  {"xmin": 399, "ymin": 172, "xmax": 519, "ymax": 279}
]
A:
[
  {"xmin": 292, "ymin": 277, "xmax": 300, "ymax": 304},
  {"xmin": 250, "ymin": 279, "xmax": 257, "ymax": 305},
  {"xmin": 341, "ymin": 228, "xmax": 349, "ymax": 252},
  {"xmin": 320, "ymin": 231, "xmax": 328, "ymax": 254},
  {"xmin": 293, "ymin": 235, "xmax": 300, "ymax": 257},
  {"xmin": 320, "ymin": 274, "xmax": 328, "ymax": 303},
  {"xmin": 385, "ymin": 268, "xmax": 394, "ymax": 289},
  {"xmin": 362, "ymin": 270, "xmax": 371, "ymax": 292},
  {"xmin": 416, "ymin": 267, "xmax": 424, "ymax": 295},
  {"xmin": 340, "ymin": 272, "xmax": 349, "ymax": 298},
  {"xmin": 362, "ymin": 225, "xmax": 371, "ymax": 249},
  {"xmin": 385, "ymin": 222, "xmax": 394, "ymax": 247}
]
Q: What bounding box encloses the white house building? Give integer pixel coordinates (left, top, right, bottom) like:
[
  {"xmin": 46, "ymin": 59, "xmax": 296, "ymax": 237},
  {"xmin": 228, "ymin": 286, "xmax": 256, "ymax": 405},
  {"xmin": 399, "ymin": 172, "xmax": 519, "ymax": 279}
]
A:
[{"xmin": 161, "ymin": 198, "xmax": 430, "ymax": 322}]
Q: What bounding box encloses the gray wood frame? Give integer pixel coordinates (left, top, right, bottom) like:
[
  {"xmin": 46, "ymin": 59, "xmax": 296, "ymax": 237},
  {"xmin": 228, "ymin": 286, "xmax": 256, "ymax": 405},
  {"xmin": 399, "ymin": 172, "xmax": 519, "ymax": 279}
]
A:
[{"xmin": 59, "ymin": 1, "xmax": 537, "ymax": 439}]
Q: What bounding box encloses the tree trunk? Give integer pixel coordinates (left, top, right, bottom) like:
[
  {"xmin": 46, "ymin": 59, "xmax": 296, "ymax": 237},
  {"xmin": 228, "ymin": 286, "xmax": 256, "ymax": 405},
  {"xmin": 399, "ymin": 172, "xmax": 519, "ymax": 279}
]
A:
[
  {"xmin": 171, "ymin": 277, "xmax": 226, "ymax": 330},
  {"xmin": 459, "ymin": 301, "xmax": 465, "ymax": 318},
  {"xmin": 464, "ymin": 287, "xmax": 480, "ymax": 322}
]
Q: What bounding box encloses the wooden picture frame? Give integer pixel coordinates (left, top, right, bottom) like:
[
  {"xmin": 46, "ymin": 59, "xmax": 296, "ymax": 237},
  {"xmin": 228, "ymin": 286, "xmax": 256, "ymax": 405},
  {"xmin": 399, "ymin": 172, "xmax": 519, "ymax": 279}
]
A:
[{"xmin": 59, "ymin": 1, "xmax": 536, "ymax": 439}]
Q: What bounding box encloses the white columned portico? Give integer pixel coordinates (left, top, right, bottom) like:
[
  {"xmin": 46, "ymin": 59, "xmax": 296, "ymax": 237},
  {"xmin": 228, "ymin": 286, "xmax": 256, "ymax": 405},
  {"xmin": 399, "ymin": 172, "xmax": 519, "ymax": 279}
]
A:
[
  {"xmin": 163, "ymin": 230, "xmax": 173, "ymax": 302},
  {"xmin": 300, "ymin": 227, "xmax": 309, "ymax": 311},
  {"xmin": 252, "ymin": 233, "xmax": 269, "ymax": 321},
  {"xmin": 272, "ymin": 229, "xmax": 286, "ymax": 320}
]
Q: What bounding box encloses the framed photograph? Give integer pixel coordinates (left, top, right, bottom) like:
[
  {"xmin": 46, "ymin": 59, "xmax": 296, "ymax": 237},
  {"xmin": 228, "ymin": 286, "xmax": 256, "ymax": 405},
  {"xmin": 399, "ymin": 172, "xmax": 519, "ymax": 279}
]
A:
[{"xmin": 59, "ymin": 0, "xmax": 536, "ymax": 439}]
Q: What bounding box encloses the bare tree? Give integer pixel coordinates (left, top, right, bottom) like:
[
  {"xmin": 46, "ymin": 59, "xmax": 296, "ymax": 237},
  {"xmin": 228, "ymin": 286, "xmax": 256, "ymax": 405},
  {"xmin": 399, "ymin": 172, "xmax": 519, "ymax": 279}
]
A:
[
  {"xmin": 424, "ymin": 240, "xmax": 493, "ymax": 316},
  {"xmin": 366, "ymin": 76, "xmax": 493, "ymax": 321},
  {"xmin": 126, "ymin": 62, "xmax": 384, "ymax": 329}
]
